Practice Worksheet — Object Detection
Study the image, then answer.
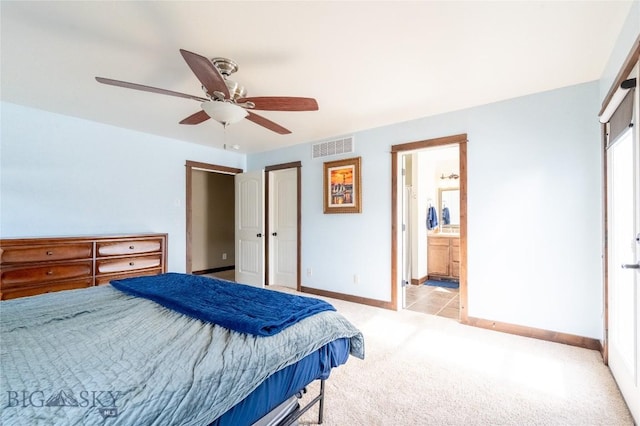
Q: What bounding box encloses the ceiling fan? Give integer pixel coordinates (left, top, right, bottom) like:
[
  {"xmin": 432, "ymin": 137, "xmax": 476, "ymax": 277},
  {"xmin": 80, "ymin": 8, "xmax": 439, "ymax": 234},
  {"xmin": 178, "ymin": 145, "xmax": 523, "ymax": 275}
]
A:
[{"xmin": 95, "ymin": 49, "xmax": 318, "ymax": 134}]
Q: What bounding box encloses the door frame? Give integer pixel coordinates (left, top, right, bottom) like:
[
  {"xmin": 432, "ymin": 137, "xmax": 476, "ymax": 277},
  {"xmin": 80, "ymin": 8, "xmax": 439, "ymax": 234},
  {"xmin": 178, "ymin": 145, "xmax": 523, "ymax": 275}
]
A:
[
  {"xmin": 185, "ymin": 160, "xmax": 301, "ymax": 287},
  {"xmin": 265, "ymin": 161, "xmax": 302, "ymax": 290},
  {"xmin": 600, "ymin": 34, "xmax": 640, "ymax": 363},
  {"xmin": 391, "ymin": 134, "xmax": 468, "ymax": 319},
  {"xmin": 185, "ymin": 160, "xmax": 243, "ymax": 274}
]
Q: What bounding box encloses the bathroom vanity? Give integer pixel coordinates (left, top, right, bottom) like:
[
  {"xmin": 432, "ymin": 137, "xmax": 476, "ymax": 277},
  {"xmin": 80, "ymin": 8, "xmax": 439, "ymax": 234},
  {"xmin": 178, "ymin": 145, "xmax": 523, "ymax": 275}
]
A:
[{"xmin": 427, "ymin": 234, "xmax": 460, "ymax": 281}]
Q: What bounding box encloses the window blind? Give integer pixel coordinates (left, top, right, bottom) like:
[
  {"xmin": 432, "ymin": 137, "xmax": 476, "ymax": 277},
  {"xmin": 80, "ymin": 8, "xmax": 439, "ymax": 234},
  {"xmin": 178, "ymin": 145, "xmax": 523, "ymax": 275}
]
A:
[{"xmin": 604, "ymin": 78, "xmax": 636, "ymax": 148}]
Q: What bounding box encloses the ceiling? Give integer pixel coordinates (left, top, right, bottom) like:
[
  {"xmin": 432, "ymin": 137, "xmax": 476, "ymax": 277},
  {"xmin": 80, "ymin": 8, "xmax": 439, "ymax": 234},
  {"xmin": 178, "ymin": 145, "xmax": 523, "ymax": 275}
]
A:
[{"xmin": 0, "ymin": 1, "xmax": 633, "ymax": 154}]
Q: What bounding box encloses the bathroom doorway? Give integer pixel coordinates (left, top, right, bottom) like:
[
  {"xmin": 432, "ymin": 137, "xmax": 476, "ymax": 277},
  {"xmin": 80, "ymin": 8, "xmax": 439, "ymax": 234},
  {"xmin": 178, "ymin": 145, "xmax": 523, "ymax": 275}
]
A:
[{"xmin": 391, "ymin": 134, "xmax": 468, "ymax": 321}]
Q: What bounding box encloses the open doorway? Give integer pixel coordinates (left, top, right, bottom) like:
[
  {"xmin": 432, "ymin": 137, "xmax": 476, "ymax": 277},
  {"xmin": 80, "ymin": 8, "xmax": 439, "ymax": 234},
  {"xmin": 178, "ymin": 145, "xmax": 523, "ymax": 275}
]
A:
[
  {"xmin": 185, "ymin": 160, "xmax": 242, "ymax": 276},
  {"xmin": 403, "ymin": 146, "xmax": 461, "ymax": 319},
  {"xmin": 391, "ymin": 134, "xmax": 468, "ymax": 322}
]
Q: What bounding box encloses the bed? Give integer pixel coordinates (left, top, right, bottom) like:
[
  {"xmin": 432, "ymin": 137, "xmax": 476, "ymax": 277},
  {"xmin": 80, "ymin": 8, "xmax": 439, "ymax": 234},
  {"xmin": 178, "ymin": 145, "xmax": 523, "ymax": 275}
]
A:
[{"xmin": 0, "ymin": 273, "xmax": 364, "ymax": 425}]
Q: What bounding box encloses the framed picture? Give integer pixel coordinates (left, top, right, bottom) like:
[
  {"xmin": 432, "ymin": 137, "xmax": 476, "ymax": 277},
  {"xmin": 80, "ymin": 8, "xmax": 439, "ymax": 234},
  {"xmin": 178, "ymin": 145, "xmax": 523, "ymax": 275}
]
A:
[{"xmin": 323, "ymin": 156, "xmax": 362, "ymax": 214}]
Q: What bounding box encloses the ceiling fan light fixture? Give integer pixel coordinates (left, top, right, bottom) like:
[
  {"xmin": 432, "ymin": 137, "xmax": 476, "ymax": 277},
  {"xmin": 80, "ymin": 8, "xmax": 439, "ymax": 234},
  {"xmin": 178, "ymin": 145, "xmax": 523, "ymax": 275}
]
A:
[{"xmin": 201, "ymin": 101, "xmax": 248, "ymax": 126}]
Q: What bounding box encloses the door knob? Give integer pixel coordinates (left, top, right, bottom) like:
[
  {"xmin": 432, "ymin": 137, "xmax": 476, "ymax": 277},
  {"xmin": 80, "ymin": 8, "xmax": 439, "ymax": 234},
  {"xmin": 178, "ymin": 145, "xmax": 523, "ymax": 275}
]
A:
[
  {"xmin": 621, "ymin": 263, "xmax": 640, "ymax": 269},
  {"xmin": 256, "ymin": 233, "xmax": 262, "ymax": 238},
  {"xmin": 272, "ymin": 232, "xmax": 277, "ymax": 236}
]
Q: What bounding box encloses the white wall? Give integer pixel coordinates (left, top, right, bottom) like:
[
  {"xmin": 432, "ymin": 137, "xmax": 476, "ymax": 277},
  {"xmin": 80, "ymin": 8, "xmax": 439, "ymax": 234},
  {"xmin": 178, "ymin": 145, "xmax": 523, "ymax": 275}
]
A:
[
  {"xmin": 249, "ymin": 81, "xmax": 603, "ymax": 339},
  {"xmin": 600, "ymin": 1, "xmax": 639, "ymax": 102},
  {"xmin": 0, "ymin": 102, "xmax": 245, "ymax": 272}
]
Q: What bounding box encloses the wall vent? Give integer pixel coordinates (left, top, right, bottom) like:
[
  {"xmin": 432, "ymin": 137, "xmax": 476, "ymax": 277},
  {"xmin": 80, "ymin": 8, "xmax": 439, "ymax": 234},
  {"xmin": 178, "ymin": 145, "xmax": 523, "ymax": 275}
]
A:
[{"xmin": 312, "ymin": 136, "xmax": 354, "ymax": 159}]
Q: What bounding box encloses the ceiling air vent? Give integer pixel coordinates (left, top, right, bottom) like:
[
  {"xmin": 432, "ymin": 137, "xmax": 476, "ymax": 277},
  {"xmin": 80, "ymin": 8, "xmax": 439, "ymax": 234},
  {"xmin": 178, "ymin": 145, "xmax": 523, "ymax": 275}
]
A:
[{"xmin": 312, "ymin": 136, "xmax": 354, "ymax": 159}]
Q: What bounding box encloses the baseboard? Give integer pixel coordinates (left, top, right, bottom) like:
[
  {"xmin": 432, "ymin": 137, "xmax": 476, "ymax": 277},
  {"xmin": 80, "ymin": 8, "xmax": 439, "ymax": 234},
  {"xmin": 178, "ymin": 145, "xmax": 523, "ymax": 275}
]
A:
[
  {"xmin": 464, "ymin": 316, "xmax": 601, "ymax": 351},
  {"xmin": 300, "ymin": 286, "xmax": 393, "ymax": 310},
  {"xmin": 192, "ymin": 265, "xmax": 234, "ymax": 275},
  {"xmin": 410, "ymin": 275, "xmax": 428, "ymax": 285},
  {"xmin": 300, "ymin": 288, "xmax": 600, "ymax": 351}
]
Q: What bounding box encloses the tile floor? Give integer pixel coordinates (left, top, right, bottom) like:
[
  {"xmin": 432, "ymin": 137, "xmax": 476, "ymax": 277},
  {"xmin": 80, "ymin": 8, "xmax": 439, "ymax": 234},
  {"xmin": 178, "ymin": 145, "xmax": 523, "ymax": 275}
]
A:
[
  {"xmin": 203, "ymin": 270, "xmax": 460, "ymax": 320},
  {"xmin": 404, "ymin": 284, "xmax": 459, "ymax": 320}
]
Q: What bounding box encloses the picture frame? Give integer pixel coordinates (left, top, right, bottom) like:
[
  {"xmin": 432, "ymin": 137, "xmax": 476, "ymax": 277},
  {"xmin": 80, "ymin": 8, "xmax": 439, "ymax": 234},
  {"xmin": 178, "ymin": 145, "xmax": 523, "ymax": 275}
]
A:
[{"xmin": 323, "ymin": 156, "xmax": 362, "ymax": 214}]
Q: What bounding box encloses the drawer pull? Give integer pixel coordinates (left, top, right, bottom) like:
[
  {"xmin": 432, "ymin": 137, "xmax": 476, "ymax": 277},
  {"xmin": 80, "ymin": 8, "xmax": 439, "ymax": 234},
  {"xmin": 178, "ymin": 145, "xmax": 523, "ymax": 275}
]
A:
[
  {"xmin": 129, "ymin": 262, "xmax": 135, "ymax": 266},
  {"xmin": 129, "ymin": 246, "xmax": 135, "ymax": 250},
  {"xmin": 46, "ymin": 251, "xmax": 53, "ymax": 256},
  {"xmin": 46, "ymin": 270, "xmax": 54, "ymax": 275}
]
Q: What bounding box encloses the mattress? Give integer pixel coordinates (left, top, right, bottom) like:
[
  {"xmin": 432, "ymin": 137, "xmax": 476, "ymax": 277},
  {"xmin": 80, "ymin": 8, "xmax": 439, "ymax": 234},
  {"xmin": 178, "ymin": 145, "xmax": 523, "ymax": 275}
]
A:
[{"xmin": 212, "ymin": 338, "xmax": 350, "ymax": 425}]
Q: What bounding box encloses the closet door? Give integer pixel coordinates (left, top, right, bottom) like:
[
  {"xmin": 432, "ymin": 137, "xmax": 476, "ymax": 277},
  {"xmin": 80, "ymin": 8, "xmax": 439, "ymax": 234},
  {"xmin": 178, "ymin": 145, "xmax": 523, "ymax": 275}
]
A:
[
  {"xmin": 268, "ymin": 168, "xmax": 297, "ymax": 288},
  {"xmin": 606, "ymin": 65, "xmax": 639, "ymax": 422},
  {"xmin": 235, "ymin": 170, "xmax": 265, "ymax": 287}
]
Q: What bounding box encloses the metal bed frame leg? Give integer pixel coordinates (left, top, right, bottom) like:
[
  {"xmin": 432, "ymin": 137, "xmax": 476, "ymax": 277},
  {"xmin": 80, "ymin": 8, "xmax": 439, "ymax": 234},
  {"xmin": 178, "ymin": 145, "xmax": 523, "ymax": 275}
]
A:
[
  {"xmin": 318, "ymin": 379, "xmax": 325, "ymax": 424},
  {"xmin": 279, "ymin": 379, "xmax": 326, "ymax": 426}
]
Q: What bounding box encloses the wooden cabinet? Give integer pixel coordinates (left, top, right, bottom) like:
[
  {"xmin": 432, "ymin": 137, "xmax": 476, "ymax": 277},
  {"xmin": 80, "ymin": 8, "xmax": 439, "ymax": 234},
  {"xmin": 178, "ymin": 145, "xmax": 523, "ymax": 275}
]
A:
[
  {"xmin": 0, "ymin": 234, "xmax": 167, "ymax": 300},
  {"xmin": 427, "ymin": 235, "xmax": 459, "ymax": 281},
  {"xmin": 450, "ymin": 238, "xmax": 460, "ymax": 279}
]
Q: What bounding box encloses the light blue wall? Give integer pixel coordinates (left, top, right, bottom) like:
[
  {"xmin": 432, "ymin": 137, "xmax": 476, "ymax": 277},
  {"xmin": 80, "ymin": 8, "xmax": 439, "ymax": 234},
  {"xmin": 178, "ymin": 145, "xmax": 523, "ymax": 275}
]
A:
[
  {"xmin": 0, "ymin": 102, "xmax": 245, "ymax": 272},
  {"xmin": 249, "ymin": 81, "xmax": 603, "ymax": 339}
]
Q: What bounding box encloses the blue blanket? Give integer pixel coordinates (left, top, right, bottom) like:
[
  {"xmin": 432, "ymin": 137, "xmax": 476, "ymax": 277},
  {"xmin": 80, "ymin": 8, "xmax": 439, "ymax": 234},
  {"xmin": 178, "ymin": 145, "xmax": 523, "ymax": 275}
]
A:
[{"xmin": 110, "ymin": 273, "xmax": 336, "ymax": 336}]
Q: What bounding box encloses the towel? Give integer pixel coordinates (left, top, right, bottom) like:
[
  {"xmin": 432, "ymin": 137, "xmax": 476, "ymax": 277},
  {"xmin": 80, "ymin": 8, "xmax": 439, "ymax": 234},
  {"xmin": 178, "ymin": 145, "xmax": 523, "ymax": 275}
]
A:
[
  {"xmin": 442, "ymin": 206, "xmax": 451, "ymax": 225},
  {"xmin": 426, "ymin": 206, "xmax": 438, "ymax": 230}
]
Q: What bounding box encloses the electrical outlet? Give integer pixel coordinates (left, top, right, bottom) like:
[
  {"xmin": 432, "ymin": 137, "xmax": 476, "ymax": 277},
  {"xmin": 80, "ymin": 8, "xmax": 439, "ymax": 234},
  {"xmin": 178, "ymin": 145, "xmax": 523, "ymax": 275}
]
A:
[
  {"xmin": 222, "ymin": 253, "xmax": 227, "ymax": 260},
  {"xmin": 354, "ymin": 274, "xmax": 359, "ymax": 284},
  {"xmin": 307, "ymin": 267, "xmax": 312, "ymax": 277}
]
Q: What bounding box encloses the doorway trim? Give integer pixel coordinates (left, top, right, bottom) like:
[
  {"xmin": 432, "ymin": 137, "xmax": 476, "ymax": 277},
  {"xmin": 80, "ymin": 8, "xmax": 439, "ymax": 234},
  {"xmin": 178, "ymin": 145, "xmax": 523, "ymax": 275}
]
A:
[
  {"xmin": 391, "ymin": 133, "xmax": 468, "ymax": 320},
  {"xmin": 264, "ymin": 161, "xmax": 302, "ymax": 290},
  {"xmin": 185, "ymin": 160, "xmax": 243, "ymax": 274}
]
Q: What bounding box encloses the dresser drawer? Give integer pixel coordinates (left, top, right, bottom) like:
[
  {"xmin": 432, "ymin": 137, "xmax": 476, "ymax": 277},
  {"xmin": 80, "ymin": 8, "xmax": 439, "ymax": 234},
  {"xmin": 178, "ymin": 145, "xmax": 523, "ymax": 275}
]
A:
[
  {"xmin": 96, "ymin": 255, "xmax": 162, "ymax": 274},
  {"xmin": 0, "ymin": 243, "xmax": 93, "ymax": 265},
  {"xmin": 1, "ymin": 278, "xmax": 93, "ymax": 300},
  {"xmin": 97, "ymin": 239, "xmax": 162, "ymax": 257},
  {"xmin": 1, "ymin": 261, "xmax": 93, "ymax": 288},
  {"xmin": 95, "ymin": 268, "xmax": 163, "ymax": 286}
]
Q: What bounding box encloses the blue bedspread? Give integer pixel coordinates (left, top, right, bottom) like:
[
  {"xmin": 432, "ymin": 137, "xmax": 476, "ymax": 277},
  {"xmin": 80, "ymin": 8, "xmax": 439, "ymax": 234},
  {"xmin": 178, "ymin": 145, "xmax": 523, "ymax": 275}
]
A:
[{"xmin": 110, "ymin": 273, "xmax": 336, "ymax": 336}]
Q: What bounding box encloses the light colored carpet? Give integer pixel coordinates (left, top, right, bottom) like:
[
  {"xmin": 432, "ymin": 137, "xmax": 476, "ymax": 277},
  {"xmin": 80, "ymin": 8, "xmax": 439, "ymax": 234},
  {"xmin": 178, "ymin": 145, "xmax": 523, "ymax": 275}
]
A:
[{"xmin": 286, "ymin": 290, "xmax": 633, "ymax": 426}]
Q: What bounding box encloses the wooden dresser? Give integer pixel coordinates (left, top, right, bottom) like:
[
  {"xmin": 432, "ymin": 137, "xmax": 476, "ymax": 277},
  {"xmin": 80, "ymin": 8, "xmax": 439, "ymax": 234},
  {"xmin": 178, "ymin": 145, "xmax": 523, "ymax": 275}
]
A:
[
  {"xmin": 427, "ymin": 234, "xmax": 460, "ymax": 281},
  {"xmin": 0, "ymin": 233, "xmax": 167, "ymax": 300}
]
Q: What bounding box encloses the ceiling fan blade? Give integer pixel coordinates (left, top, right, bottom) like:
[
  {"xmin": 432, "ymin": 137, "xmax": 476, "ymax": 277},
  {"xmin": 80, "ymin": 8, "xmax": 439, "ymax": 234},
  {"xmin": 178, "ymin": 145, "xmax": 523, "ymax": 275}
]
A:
[
  {"xmin": 179, "ymin": 110, "xmax": 210, "ymax": 125},
  {"xmin": 238, "ymin": 97, "xmax": 318, "ymax": 111},
  {"xmin": 95, "ymin": 77, "xmax": 207, "ymax": 102},
  {"xmin": 179, "ymin": 49, "xmax": 229, "ymax": 99},
  {"xmin": 245, "ymin": 111, "xmax": 291, "ymax": 134}
]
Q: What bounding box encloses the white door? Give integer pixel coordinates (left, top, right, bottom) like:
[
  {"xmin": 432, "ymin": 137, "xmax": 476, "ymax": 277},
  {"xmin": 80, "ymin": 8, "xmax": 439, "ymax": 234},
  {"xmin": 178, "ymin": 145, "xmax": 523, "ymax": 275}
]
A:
[
  {"xmin": 235, "ymin": 170, "xmax": 265, "ymax": 287},
  {"xmin": 607, "ymin": 79, "xmax": 639, "ymax": 421},
  {"xmin": 268, "ymin": 168, "xmax": 298, "ymax": 288}
]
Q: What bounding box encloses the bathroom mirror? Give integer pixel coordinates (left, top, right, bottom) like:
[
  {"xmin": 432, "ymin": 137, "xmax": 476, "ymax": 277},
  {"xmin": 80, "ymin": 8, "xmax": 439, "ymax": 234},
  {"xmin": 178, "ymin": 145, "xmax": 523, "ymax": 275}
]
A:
[{"xmin": 439, "ymin": 188, "xmax": 460, "ymax": 231}]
